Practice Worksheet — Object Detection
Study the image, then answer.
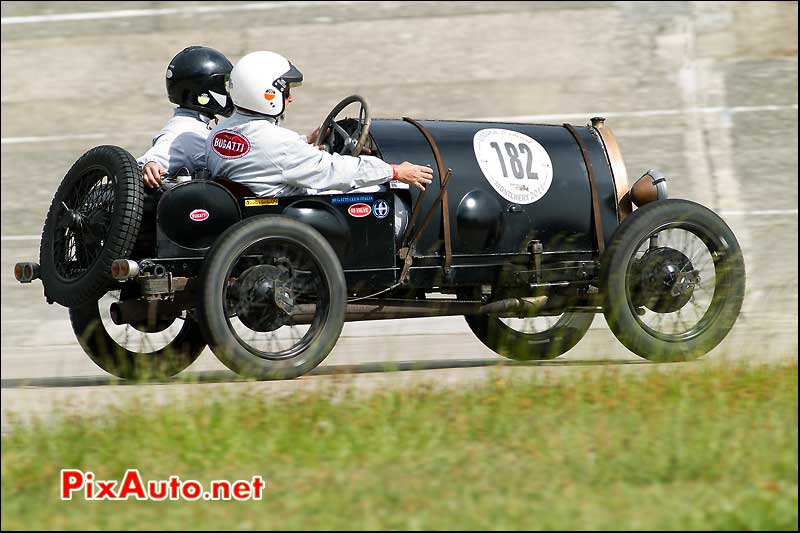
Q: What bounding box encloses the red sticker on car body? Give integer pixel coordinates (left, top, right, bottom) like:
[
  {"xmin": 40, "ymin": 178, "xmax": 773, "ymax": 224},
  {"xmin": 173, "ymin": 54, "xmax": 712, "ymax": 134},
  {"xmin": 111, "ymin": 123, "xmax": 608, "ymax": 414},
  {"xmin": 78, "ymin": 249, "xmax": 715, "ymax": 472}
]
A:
[
  {"xmin": 211, "ymin": 130, "xmax": 250, "ymax": 158},
  {"xmin": 348, "ymin": 203, "xmax": 371, "ymax": 218},
  {"xmin": 189, "ymin": 209, "xmax": 210, "ymax": 221}
]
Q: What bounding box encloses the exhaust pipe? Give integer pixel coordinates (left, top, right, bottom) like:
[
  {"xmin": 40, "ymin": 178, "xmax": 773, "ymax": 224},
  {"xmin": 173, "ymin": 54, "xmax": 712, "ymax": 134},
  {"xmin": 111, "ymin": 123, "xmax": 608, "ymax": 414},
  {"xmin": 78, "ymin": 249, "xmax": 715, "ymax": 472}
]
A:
[
  {"xmin": 479, "ymin": 296, "xmax": 548, "ymax": 317},
  {"xmin": 14, "ymin": 262, "xmax": 40, "ymax": 283},
  {"xmin": 109, "ymin": 295, "xmax": 552, "ymax": 327},
  {"xmin": 111, "ymin": 259, "xmax": 140, "ymax": 281},
  {"xmin": 289, "ymin": 296, "xmax": 550, "ymax": 324}
]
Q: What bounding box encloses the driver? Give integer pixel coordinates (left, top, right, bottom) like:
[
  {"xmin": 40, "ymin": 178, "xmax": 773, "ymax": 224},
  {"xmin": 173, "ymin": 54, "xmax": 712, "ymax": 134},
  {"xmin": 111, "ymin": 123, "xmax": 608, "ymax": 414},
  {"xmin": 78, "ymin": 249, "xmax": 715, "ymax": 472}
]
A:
[
  {"xmin": 138, "ymin": 46, "xmax": 234, "ymax": 188},
  {"xmin": 205, "ymin": 51, "xmax": 433, "ymax": 196}
]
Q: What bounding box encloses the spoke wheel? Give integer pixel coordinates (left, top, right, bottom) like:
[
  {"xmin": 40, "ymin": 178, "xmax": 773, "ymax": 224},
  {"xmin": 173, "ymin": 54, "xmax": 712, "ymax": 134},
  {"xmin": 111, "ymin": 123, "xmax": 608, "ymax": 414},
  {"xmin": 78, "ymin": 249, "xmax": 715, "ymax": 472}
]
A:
[
  {"xmin": 198, "ymin": 216, "xmax": 346, "ymax": 380},
  {"xmin": 463, "ymin": 289, "xmax": 593, "ymax": 360},
  {"xmin": 466, "ymin": 313, "xmax": 594, "ymax": 361},
  {"xmin": 39, "ymin": 145, "xmax": 143, "ymax": 307},
  {"xmin": 69, "ymin": 290, "xmax": 206, "ymax": 380},
  {"xmin": 601, "ymin": 199, "xmax": 745, "ymax": 362}
]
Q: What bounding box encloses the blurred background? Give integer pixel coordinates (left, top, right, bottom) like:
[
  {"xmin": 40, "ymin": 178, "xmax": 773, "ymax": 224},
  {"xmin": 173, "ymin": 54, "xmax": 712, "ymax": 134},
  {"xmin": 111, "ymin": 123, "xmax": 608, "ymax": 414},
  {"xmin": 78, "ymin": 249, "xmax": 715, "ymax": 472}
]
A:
[{"xmin": 1, "ymin": 1, "xmax": 797, "ymax": 419}]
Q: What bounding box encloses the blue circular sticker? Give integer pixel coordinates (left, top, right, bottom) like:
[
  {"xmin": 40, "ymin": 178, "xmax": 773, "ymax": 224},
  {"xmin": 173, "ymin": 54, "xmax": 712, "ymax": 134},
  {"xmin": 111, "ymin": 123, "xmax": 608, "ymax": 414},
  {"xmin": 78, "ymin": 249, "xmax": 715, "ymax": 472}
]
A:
[{"xmin": 372, "ymin": 199, "xmax": 390, "ymax": 219}]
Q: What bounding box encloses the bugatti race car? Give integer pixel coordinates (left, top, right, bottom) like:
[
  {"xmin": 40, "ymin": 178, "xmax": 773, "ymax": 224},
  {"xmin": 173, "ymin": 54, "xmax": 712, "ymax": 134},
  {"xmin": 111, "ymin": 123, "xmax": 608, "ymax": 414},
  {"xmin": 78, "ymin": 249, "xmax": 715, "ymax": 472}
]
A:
[{"xmin": 14, "ymin": 95, "xmax": 746, "ymax": 380}]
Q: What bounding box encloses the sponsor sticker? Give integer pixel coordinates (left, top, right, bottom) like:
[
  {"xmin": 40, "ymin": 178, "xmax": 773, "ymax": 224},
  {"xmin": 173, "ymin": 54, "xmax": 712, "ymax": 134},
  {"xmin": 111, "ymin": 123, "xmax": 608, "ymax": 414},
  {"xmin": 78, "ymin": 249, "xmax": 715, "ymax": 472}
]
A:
[
  {"xmin": 211, "ymin": 130, "xmax": 250, "ymax": 159},
  {"xmin": 197, "ymin": 93, "xmax": 210, "ymax": 106},
  {"xmin": 348, "ymin": 203, "xmax": 372, "ymax": 218},
  {"xmin": 189, "ymin": 209, "xmax": 210, "ymax": 222},
  {"xmin": 331, "ymin": 194, "xmax": 374, "ymax": 205},
  {"xmin": 473, "ymin": 128, "xmax": 553, "ymax": 204},
  {"xmin": 264, "ymin": 89, "xmax": 279, "ymax": 110},
  {"xmin": 244, "ymin": 198, "xmax": 279, "ymax": 207},
  {"xmin": 372, "ymin": 199, "xmax": 390, "ymax": 219}
]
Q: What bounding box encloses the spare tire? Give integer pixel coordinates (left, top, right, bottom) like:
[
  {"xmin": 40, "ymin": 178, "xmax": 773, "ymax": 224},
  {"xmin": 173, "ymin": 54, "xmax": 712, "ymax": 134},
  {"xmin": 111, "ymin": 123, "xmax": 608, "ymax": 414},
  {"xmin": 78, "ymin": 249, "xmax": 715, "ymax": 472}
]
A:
[{"xmin": 39, "ymin": 145, "xmax": 143, "ymax": 307}]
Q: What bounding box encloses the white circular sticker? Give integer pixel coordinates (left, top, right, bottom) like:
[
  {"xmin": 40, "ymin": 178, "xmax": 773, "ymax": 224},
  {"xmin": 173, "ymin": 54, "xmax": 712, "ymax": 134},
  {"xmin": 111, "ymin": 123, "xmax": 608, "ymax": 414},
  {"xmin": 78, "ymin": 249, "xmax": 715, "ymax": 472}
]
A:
[{"xmin": 473, "ymin": 128, "xmax": 553, "ymax": 204}]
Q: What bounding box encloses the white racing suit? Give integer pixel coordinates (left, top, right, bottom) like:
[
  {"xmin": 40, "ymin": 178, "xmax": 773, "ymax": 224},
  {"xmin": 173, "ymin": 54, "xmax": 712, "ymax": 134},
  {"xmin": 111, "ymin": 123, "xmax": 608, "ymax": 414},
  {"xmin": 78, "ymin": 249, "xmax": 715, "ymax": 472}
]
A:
[
  {"xmin": 205, "ymin": 110, "xmax": 393, "ymax": 197},
  {"xmin": 137, "ymin": 107, "xmax": 213, "ymax": 176}
]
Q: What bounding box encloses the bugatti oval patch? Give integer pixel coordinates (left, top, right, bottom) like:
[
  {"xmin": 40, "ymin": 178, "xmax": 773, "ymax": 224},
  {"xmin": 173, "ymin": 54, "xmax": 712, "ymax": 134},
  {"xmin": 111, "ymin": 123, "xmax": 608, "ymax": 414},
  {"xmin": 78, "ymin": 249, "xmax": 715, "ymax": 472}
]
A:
[
  {"xmin": 348, "ymin": 203, "xmax": 371, "ymax": 218},
  {"xmin": 189, "ymin": 209, "xmax": 210, "ymax": 222},
  {"xmin": 211, "ymin": 130, "xmax": 250, "ymax": 159}
]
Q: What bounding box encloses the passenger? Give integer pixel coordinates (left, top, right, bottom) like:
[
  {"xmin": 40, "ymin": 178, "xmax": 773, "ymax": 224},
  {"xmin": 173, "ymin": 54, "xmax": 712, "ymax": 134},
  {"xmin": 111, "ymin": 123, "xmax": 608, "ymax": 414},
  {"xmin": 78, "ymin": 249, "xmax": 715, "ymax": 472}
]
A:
[
  {"xmin": 205, "ymin": 51, "xmax": 433, "ymax": 196},
  {"xmin": 138, "ymin": 46, "xmax": 234, "ymax": 188}
]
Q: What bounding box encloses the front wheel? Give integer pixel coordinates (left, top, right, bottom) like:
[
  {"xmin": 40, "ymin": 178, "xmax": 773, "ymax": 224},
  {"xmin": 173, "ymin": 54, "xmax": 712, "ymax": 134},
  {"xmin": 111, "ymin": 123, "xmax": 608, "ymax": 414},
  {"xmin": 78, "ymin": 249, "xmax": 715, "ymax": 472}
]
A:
[
  {"xmin": 198, "ymin": 216, "xmax": 346, "ymax": 380},
  {"xmin": 601, "ymin": 199, "xmax": 745, "ymax": 362},
  {"xmin": 465, "ymin": 312, "xmax": 594, "ymax": 361}
]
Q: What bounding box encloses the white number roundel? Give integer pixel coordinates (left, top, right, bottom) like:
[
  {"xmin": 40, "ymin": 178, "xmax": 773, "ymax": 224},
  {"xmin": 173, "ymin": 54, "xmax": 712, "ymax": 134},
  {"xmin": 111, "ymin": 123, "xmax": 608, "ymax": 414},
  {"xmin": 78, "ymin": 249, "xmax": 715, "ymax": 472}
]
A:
[{"xmin": 473, "ymin": 128, "xmax": 553, "ymax": 204}]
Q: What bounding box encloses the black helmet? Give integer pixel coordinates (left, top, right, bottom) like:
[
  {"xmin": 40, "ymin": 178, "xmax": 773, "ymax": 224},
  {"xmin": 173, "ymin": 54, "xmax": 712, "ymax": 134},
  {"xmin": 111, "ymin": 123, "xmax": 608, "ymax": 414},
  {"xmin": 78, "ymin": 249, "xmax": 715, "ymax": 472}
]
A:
[{"xmin": 166, "ymin": 46, "xmax": 234, "ymax": 117}]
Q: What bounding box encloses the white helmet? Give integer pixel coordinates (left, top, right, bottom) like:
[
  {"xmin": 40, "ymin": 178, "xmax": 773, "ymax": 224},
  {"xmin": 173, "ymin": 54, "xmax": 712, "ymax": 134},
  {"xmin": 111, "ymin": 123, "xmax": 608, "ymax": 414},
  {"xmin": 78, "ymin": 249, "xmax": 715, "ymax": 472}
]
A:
[{"xmin": 227, "ymin": 51, "xmax": 303, "ymax": 118}]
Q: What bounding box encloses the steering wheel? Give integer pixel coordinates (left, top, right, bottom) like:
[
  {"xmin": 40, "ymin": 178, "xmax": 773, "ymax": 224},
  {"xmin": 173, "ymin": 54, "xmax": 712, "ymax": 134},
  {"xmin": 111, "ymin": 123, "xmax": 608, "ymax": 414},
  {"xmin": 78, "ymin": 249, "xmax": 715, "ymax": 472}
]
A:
[{"xmin": 314, "ymin": 94, "xmax": 371, "ymax": 156}]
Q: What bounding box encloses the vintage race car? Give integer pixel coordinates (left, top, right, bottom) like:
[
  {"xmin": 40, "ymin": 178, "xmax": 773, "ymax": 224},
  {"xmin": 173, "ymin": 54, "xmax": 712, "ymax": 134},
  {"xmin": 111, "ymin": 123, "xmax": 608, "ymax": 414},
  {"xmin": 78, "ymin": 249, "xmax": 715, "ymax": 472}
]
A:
[{"xmin": 14, "ymin": 95, "xmax": 746, "ymax": 380}]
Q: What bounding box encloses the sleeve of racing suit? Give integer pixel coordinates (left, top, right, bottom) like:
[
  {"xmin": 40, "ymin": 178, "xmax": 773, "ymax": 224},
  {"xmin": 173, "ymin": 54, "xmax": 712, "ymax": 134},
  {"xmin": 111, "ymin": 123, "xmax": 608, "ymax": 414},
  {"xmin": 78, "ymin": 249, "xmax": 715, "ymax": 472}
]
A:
[
  {"xmin": 136, "ymin": 131, "xmax": 178, "ymax": 170},
  {"xmin": 137, "ymin": 130, "xmax": 207, "ymax": 175},
  {"xmin": 276, "ymin": 137, "xmax": 392, "ymax": 192}
]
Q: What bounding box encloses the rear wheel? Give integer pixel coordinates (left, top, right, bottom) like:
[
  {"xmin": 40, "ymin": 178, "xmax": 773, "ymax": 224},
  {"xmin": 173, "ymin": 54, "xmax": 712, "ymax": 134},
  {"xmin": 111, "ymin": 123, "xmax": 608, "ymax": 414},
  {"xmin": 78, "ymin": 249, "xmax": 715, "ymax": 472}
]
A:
[
  {"xmin": 601, "ymin": 199, "xmax": 745, "ymax": 362},
  {"xmin": 39, "ymin": 145, "xmax": 143, "ymax": 307},
  {"xmin": 198, "ymin": 216, "xmax": 346, "ymax": 380},
  {"xmin": 69, "ymin": 290, "xmax": 206, "ymax": 380}
]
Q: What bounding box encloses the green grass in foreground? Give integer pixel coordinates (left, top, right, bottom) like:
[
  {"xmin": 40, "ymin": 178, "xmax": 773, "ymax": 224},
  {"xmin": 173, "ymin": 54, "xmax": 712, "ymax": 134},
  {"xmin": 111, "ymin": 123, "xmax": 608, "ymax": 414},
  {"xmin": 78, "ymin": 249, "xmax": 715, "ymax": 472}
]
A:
[{"xmin": 2, "ymin": 362, "xmax": 798, "ymax": 530}]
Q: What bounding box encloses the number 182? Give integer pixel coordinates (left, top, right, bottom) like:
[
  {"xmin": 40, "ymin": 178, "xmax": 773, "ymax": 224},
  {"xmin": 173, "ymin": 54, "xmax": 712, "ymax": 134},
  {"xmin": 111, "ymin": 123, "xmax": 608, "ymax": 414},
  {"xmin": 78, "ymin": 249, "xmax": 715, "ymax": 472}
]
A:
[{"xmin": 490, "ymin": 142, "xmax": 539, "ymax": 180}]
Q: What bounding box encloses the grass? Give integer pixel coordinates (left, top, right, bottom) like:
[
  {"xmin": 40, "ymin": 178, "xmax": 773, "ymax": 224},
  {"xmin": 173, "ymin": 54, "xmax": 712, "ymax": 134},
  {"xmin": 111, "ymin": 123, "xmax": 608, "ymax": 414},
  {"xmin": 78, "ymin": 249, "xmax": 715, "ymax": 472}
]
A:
[{"xmin": 1, "ymin": 361, "xmax": 797, "ymax": 530}]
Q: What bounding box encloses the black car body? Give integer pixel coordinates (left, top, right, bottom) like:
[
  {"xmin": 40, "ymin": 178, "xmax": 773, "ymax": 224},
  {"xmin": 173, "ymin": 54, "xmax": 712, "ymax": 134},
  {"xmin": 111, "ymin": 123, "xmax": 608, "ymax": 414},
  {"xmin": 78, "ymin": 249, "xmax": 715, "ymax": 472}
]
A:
[{"xmin": 15, "ymin": 98, "xmax": 745, "ymax": 380}]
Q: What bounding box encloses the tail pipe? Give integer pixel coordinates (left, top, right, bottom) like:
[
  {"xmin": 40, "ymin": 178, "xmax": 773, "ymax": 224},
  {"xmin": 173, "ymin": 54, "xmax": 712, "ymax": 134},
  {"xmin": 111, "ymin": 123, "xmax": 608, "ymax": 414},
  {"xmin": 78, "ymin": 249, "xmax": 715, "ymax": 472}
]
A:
[
  {"xmin": 111, "ymin": 259, "xmax": 140, "ymax": 280},
  {"xmin": 14, "ymin": 262, "xmax": 40, "ymax": 283}
]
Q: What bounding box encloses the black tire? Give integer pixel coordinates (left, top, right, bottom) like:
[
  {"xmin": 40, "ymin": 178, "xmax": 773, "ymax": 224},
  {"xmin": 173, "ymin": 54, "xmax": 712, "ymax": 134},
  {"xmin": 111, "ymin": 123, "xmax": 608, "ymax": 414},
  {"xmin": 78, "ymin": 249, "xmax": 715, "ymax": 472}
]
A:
[
  {"xmin": 601, "ymin": 199, "xmax": 745, "ymax": 362},
  {"xmin": 465, "ymin": 312, "xmax": 594, "ymax": 361},
  {"xmin": 39, "ymin": 145, "xmax": 143, "ymax": 307},
  {"xmin": 198, "ymin": 216, "xmax": 346, "ymax": 380},
  {"xmin": 70, "ymin": 292, "xmax": 206, "ymax": 380}
]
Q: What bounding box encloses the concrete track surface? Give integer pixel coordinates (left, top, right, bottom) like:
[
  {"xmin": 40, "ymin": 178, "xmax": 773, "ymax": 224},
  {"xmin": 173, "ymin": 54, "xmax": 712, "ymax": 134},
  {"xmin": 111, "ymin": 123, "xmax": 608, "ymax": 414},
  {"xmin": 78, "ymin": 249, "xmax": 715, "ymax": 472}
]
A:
[{"xmin": 1, "ymin": 1, "xmax": 797, "ymax": 426}]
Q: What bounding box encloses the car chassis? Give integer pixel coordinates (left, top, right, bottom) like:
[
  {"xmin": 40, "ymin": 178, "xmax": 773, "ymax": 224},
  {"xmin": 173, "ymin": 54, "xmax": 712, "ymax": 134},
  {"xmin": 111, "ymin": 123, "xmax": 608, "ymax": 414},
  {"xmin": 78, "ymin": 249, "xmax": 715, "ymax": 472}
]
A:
[{"xmin": 15, "ymin": 95, "xmax": 746, "ymax": 380}]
